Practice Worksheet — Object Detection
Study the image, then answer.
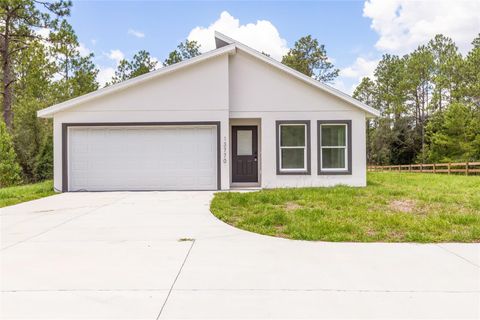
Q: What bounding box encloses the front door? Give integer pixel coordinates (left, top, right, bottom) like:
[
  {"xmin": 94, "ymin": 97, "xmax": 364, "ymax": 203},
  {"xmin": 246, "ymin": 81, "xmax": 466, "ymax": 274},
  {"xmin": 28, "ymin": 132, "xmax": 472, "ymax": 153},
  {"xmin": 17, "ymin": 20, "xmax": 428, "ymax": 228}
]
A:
[{"xmin": 232, "ymin": 126, "xmax": 258, "ymax": 183}]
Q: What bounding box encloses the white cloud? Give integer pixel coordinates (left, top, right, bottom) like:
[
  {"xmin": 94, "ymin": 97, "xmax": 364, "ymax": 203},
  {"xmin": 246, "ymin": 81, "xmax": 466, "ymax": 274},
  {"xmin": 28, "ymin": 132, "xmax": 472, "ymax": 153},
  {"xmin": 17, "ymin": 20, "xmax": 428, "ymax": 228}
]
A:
[
  {"xmin": 340, "ymin": 57, "xmax": 378, "ymax": 80},
  {"xmin": 333, "ymin": 57, "xmax": 379, "ymax": 94},
  {"xmin": 363, "ymin": 0, "xmax": 480, "ymax": 55},
  {"xmin": 331, "ymin": 79, "xmax": 350, "ymax": 94},
  {"xmin": 77, "ymin": 43, "xmax": 91, "ymax": 57},
  {"xmin": 187, "ymin": 11, "xmax": 289, "ymax": 60},
  {"xmin": 337, "ymin": 0, "xmax": 480, "ymax": 95},
  {"xmin": 35, "ymin": 27, "xmax": 51, "ymax": 40},
  {"xmin": 128, "ymin": 29, "xmax": 145, "ymax": 38},
  {"xmin": 97, "ymin": 67, "xmax": 115, "ymax": 87},
  {"xmin": 98, "ymin": 49, "xmax": 124, "ymax": 86},
  {"xmin": 106, "ymin": 49, "xmax": 124, "ymax": 64},
  {"xmin": 151, "ymin": 56, "xmax": 161, "ymax": 69}
]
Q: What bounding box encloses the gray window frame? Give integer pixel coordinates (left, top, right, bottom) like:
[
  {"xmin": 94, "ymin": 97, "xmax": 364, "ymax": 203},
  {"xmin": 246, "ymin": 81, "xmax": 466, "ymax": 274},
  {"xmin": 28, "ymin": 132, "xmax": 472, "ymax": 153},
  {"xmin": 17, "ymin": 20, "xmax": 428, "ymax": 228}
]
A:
[
  {"xmin": 276, "ymin": 120, "xmax": 311, "ymax": 175},
  {"xmin": 317, "ymin": 120, "xmax": 352, "ymax": 175}
]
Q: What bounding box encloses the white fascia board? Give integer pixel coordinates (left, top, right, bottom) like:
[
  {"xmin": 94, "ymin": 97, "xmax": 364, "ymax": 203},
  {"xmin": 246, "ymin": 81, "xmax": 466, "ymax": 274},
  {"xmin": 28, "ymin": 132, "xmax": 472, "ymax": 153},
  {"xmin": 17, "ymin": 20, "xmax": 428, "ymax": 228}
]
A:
[
  {"xmin": 214, "ymin": 31, "xmax": 235, "ymax": 47},
  {"xmin": 37, "ymin": 44, "xmax": 237, "ymax": 118},
  {"xmin": 214, "ymin": 31, "xmax": 380, "ymax": 117}
]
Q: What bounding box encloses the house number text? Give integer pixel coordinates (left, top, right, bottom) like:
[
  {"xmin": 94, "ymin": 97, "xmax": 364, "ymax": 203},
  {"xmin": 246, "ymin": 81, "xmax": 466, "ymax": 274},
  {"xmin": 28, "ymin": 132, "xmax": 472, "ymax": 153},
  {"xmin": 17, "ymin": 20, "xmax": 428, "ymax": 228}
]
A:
[{"xmin": 223, "ymin": 136, "xmax": 227, "ymax": 164}]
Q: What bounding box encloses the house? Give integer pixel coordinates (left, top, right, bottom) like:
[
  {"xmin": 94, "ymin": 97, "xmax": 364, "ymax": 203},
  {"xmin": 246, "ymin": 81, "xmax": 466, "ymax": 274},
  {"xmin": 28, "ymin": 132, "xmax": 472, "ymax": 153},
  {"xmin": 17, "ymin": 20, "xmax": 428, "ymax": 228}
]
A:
[{"xmin": 37, "ymin": 32, "xmax": 379, "ymax": 192}]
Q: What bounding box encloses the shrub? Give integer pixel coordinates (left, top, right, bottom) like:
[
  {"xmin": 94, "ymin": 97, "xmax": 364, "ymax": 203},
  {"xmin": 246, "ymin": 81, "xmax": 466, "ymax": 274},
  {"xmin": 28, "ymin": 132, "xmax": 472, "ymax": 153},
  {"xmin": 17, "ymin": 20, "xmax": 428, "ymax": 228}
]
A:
[
  {"xmin": 0, "ymin": 121, "xmax": 22, "ymax": 187},
  {"xmin": 33, "ymin": 130, "xmax": 53, "ymax": 181}
]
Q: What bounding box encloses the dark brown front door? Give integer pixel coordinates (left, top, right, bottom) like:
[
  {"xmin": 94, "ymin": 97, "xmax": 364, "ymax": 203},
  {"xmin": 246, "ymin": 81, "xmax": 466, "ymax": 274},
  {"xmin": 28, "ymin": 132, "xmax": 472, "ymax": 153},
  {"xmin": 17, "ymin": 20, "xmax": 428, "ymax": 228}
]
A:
[{"xmin": 232, "ymin": 126, "xmax": 258, "ymax": 183}]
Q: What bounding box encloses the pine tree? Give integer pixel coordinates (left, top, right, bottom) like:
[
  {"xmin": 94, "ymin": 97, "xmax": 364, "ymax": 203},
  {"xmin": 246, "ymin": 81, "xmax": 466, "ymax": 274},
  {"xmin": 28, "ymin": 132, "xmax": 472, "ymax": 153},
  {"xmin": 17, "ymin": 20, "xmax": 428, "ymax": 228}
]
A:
[
  {"xmin": 0, "ymin": 0, "xmax": 71, "ymax": 130},
  {"xmin": 49, "ymin": 20, "xmax": 99, "ymax": 100},
  {"xmin": 282, "ymin": 35, "xmax": 339, "ymax": 83},
  {"xmin": 13, "ymin": 41, "xmax": 55, "ymax": 180},
  {"xmin": 163, "ymin": 40, "xmax": 201, "ymax": 66},
  {"xmin": 428, "ymin": 35, "xmax": 463, "ymax": 110},
  {"xmin": 458, "ymin": 35, "xmax": 480, "ymax": 107},
  {"xmin": 107, "ymin": 50, "xmax": 158, "ymax": 85}
]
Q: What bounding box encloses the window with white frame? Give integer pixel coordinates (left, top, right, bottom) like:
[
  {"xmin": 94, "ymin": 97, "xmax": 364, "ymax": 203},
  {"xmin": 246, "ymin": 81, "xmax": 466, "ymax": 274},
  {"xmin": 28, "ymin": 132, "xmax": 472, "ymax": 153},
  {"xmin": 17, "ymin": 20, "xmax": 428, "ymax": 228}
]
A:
[
  {"xmin": 277, "ymin": 122, "xmax": 309, "ymax": 173},
  {"xmin": 319, "ymin": 123, "xmax": 349, "ymax": 172}
]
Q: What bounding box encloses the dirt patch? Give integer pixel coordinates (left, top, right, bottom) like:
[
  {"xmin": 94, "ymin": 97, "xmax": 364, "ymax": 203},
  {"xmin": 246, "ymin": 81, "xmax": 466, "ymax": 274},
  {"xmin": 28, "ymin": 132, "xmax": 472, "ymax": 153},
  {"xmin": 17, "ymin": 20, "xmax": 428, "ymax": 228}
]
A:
[
  {"xmin": 284, "ymin": 201, "xmax": 302, "ymax": 212},
  {"xmin": 365, "ymin": 229, "xmax": 378, "ymax": 237},
  {"xmin": 388, "ymin": 230, "xmax": 406, "ymax": 240},
  {"xmin": 274, "ymin": 225, "xmax": 290, "ymax": 238},
  {"xmin": 389, "ymin": 199, "xmax": 417, "ymax": 213}
]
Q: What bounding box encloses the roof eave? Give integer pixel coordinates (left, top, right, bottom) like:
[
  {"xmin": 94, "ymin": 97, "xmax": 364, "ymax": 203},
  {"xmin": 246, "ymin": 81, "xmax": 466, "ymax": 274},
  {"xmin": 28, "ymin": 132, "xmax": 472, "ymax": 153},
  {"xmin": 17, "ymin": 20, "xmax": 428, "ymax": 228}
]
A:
[
  {"xmin": 38, "ymin": 31, "xmax": 381, "ymax": 119},
  {"xmin": 229, "ymin": 40, "xmax": 380, "ymax": 117},
  {"xmin": 37, "ymin": 44, "xmax": 237, "ymax": 118}
]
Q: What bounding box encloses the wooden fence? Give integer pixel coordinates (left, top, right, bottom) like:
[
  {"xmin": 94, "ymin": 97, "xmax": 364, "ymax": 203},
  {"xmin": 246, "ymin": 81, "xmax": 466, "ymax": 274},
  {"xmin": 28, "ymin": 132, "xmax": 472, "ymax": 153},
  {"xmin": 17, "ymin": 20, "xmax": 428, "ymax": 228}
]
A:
[{"xmin": 368, "ymin": 162, "xmax": 480, "ymax": 175}]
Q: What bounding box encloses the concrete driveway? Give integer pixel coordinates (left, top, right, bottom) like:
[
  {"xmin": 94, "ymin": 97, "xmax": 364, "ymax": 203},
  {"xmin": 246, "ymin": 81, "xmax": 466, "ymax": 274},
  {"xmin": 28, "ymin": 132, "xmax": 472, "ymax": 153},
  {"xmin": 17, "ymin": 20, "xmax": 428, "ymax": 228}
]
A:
[{"xmin": 1, "ymin": 192, "xmax": 479, "ymax": 319}]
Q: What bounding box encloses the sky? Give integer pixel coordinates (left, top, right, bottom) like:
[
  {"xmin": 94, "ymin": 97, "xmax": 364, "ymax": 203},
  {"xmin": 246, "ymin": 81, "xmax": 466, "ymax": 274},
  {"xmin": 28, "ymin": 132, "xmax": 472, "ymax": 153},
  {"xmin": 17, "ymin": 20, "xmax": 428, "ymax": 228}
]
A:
[{"xmin": 68, "ymin": 0, "xmax": 480, "ymax": 93}]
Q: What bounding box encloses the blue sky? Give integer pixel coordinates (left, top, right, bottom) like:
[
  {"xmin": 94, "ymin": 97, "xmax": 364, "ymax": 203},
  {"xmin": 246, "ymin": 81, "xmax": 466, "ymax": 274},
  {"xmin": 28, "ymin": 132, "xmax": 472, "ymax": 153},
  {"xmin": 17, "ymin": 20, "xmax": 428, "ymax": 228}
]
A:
[{"xmin": 69, "ymin": 0, "xmax": 479, "ymax": 92}]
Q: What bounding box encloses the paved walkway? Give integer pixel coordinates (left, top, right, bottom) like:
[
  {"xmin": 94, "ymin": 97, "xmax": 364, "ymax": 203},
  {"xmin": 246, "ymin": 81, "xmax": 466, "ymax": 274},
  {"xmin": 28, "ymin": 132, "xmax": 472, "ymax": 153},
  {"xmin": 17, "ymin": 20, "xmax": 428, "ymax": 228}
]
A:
[{"xmin": 1, "ymin": 192, "xmax": 479, "ymax": 319}]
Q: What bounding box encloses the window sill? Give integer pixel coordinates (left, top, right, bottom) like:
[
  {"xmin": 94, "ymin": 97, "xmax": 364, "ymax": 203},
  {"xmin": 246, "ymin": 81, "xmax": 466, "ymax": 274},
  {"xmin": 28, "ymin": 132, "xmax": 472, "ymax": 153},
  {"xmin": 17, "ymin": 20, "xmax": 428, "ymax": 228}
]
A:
[
  {"xmin": 277, "ymin": 169, "xmax": 311, "ymax": 175},
  {"xmin": 318, "ymin": 170, "xmax": 352, "ymax": 175}
]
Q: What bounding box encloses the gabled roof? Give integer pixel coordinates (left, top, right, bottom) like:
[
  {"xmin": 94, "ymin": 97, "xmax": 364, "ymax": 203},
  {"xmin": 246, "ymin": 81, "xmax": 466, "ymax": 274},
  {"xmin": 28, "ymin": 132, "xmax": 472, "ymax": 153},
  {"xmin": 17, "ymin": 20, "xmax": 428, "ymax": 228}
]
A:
[
  {"xmin": 38, "ymin": 32, "xmax": 379, "ymax": 118},
  {"xmin": 37, "ymin": 44, "xmax": 236, "ymax": 118},
  {"xmin": 214, "ymin": 32, "xmax": 379, "ymax": 117}
]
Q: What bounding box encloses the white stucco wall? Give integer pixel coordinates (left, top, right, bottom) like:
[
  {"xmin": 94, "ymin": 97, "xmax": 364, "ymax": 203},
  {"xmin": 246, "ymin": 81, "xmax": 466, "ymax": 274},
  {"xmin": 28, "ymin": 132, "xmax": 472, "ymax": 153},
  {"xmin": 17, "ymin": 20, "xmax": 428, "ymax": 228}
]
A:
[
  {"xmin": 49, "ymin": 48, "xmax": 368, "ymax": 191},
  {"xmin": 228, "ymin": 51, "xmax": 367, "ymax": 187}
]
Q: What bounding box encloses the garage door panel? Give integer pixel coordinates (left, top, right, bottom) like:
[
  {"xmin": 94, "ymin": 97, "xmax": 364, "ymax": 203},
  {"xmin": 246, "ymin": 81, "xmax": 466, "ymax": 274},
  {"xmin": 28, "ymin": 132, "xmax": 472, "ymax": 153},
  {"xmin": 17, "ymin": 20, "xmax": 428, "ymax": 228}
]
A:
[{"xmin": 68, "ymin": 126, "xmax": 217, "ymax": 191}]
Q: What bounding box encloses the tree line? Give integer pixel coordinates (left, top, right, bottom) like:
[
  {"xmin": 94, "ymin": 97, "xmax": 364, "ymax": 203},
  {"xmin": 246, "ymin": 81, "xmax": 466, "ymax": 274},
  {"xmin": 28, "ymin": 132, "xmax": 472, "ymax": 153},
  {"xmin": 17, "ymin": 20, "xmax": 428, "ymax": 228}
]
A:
[
  {"xmin": 353, "ymin": 35, "xmax": 480, "ymax": 165},
  {"xmin": 0, "ymin": 0, "xmax": 339, "ymax": 187},
  {"xmin": 0, "ymin": 0, "xmax": 206, "ymax": 187},
  {"xmin": 1, "ymin": 0, "xmax": 478, "ymax": 187}
]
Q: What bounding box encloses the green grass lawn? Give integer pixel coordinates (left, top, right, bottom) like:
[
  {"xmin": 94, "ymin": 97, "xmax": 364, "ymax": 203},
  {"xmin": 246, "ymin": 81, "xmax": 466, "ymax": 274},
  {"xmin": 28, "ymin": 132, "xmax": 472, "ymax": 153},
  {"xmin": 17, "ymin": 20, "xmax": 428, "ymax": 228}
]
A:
[
  {"xmin": 0, "ymin": 180, "xmax": 55, "ymax": 208},
  {"xmin": 211, "ymin": 173, "xmax": 480, "ymax": 242}
]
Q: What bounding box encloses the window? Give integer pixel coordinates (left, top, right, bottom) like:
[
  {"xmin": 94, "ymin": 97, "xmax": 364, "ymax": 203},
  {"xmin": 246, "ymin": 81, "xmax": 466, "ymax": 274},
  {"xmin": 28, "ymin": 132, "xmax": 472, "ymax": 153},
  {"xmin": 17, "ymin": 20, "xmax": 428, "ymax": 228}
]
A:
[
  {"xmin": 318, "ymin": 120, "xmax": 352, "ymax": 174},
  {"xmin": 237, "ymin": 130, "xmax": 253, "ymax": 156},
  {"xmin": 276, "ymin": 121, "xmax": 310, "ymax": 174}
]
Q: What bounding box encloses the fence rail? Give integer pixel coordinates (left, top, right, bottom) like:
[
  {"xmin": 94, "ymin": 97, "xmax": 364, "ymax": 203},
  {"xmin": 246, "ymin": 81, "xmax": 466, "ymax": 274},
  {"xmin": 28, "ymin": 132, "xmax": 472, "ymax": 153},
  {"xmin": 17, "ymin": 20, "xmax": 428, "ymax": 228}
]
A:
[{"xmin": 368, "ymin": 162, "xmax": 480, "ymax": 175}]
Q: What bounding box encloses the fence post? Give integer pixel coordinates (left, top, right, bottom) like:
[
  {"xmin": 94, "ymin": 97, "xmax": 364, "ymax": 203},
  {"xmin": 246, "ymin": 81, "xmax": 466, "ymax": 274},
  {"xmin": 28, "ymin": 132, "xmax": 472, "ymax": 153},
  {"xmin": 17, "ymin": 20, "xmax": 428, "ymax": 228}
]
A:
[
  {"xmin": 448, "ymin": 163, "xmax": 451, "ymax": 175},
  {"xmin": 466, "ymin": 162, "xmax": 469, "ymax": 176},
  {"xmin": 409, "ymin": 164, "xmax": 412, "ymax": 172},
  {"xmin": 433, "ymin": 163, "xmax": 436, "ymax": 174},
  {"xmin": 420, "ymin": 164, "xmax": 423, "ymax": 173}
]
